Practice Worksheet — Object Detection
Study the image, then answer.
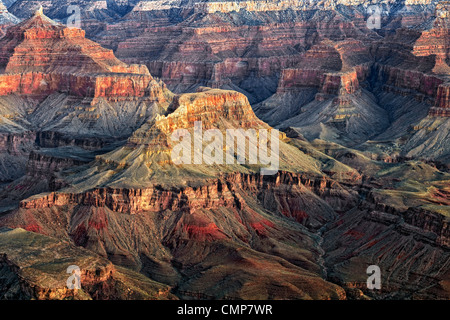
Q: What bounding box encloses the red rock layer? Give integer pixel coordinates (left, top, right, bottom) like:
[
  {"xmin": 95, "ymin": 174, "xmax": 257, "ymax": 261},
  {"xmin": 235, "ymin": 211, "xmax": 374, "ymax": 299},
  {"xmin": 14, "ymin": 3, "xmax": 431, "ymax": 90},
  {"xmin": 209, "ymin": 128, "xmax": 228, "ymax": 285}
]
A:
[
  {"xmin": 0, "ymin": 72, "xmax": 162, "ymax": 101},
  {"xmin": 18, "ymin": 171, "xmax": 344, "ymax": 219},
  {"xmin": 110, "ymin": 15, "xmax": 372, "ymax": 96},
  {"xmin": 412, "ymin": 3, "xmax": 450, "ymax": 76},
  {"xmin": 275, "ymin": 40, "xmax": 371, "ymax": 96},
  {"xmin": 430, "ymin": 84, "xmax": 450, "ymax": 116},
  {"xmin": 376, "ymin": 64, "xmax": 444, "ymax": 98},
  {"xmin": 413, "ymin": 28, "xmax": 450, "ymax": 59},
  {"xmin": 278, "ymin": 66, "xmax": 368, "ymax": 97},
  {"xmin": 321, "ymin": 70, "xmax": 360, "ymax": 96},
  {"xmin": 0, "ymin": 9, "xmax": 159, "ymax": 101}
]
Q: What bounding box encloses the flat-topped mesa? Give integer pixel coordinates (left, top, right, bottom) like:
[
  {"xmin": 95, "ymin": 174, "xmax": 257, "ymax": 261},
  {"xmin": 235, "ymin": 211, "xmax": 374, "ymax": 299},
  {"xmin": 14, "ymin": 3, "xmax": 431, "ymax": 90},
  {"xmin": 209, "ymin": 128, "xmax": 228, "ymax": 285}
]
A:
[
  {"xmin": 0, "ymin": 8, "xmax": 157, "ymax": 100},
  {"xmin": 158, "ymin": 87, "xmax": 262, "ymax": 130},
  {"xmin": 128, "ymin": 87, "xmax": 266, "ymax": 147}
]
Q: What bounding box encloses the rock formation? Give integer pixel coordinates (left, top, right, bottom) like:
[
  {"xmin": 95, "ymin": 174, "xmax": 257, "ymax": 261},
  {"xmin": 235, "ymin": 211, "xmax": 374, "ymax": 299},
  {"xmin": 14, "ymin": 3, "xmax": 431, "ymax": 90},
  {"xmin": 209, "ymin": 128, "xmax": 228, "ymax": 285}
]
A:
[
  {"xmin": 0, "ymin": 9, "xmax": 172, "ymax": 183},
  {"xmin": 0, "ymin": 8, "xmax": 157, "ymax": 100},
  {"xmin": 0, "ymin": 0, "xmax": 448, "ymax": 301}
]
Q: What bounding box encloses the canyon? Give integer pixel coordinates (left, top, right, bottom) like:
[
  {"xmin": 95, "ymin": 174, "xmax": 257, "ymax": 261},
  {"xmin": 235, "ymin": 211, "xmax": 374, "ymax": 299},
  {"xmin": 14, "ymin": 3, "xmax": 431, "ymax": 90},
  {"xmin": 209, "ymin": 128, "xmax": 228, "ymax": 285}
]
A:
[{"xmin": 0, "ymin": 0, "xmax": 448, "ymax": 300}]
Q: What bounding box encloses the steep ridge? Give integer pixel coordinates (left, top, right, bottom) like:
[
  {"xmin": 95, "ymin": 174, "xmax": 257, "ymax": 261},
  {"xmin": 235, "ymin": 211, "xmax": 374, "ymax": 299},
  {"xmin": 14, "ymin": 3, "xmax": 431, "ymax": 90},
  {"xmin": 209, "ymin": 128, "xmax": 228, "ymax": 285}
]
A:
[{"xmin": 0, "ymin": 8, "xmax": 173, "ymax": 183}]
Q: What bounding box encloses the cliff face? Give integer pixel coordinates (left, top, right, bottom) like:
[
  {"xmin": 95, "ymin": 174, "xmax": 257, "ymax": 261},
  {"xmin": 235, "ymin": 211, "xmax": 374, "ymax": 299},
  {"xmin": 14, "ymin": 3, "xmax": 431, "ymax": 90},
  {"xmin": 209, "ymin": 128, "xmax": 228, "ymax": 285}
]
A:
[
  {"xmin": 430, "ymin": 84, "xmax": 450, "ymax": 116},
  {"xmin": 253, "ymin": 4, "xmax": 450, "ymax": 152},
  {"xmin": 107, "ymin": 8, "xmax": 378, "ymax": 103},
  {"xmin": 0, "ymin": 11, "xmax": 172, "ymax": 139},
  {"xmin": 375, "ymin": 64, "xmax": 444, "ymax": 98},
  {"xmin": 93, "ymin": 0, "xmax": 439, "ymax": 106},
  {"xmin": 0, "ymin": 0, "xmax": 449, "ymax": 301},
  {"xmin": 19, "ymin": 171, "xmax": 351, "ymax": 220},
  {"xmin": 4, "ymin": 162, "xmax": 448, "ymax": 299},
  {"xmin": 2, "ymin": 168, "xmax": 354, "ymax": 299},
  {"xmin": 254, "ymin": 39, "xmax": 384, "ymax": 145},
  {"xmin": 0, "ymin": 9, "xmax": 173, "ymax": 187},
  {"xmin": 413, "ymin": 2, "xmax": 450, "ymax": 62},
  {"xmin": 279, "ymin": 67, "xmax": 365, "ymax": 96},
  {"xmin": 410, "ymin": 2, "xmax": 450, "ymax": 116},
  {"xmin": 193, "ymin": 0, "xmax": 437, "ymax": 14},
  {"xmin": 0, "ymin": 9, "xmax": 158, "ymax": 101}
]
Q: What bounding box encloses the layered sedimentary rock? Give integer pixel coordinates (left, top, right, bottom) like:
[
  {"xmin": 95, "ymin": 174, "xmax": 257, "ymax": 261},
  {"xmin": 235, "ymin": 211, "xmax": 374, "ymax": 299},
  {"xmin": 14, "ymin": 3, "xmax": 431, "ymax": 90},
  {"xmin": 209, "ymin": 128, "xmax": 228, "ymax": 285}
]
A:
[
  {"xmin": 0, "ymin": 8, "xmax": 158, "ymax": 101},
  {"xmin": 193, "ymin": 0, "xmax": 438, "ymax": 14},
  {"xmin": 0, "ymin": 9, "xmax": 173, "ymax": 189},
  {"xmin": 3, "ymin": 78, "xmax": 448, "ymax": 299},
  {"xmin": 0, "ymin": 11, "xmax": 154, "ymax": 98},
  {"xmin": 69, "ymin": 87, "xmax": 327, "ymax": 190},
  {"xmin": 411, "ymin": 1, "xmax": 450, "ymax": 116},
  {"xmin": 253, "ymin": 39, "xmax": 385, "ymax": 145},
  {"xmin": 90, "ymin": 0, "xmax": 438, "ymax": 106},
  {"xmin": 376, "ymin": 3, "xmax": 450, "ymax": 161},
  {"xmin": 249, "ymin": 2, "xmax": 450, "ymax": 160},
  {"xmin": 430, "ymin": 84, "xmax": 450, "ymax": 116},
  {"xmin": 0, "ymin": 0, "xmax": 449, "ymax": 301},
  {"xmin": 0, "ymin": 86, "xmax": 360, "ymax": 299},
  {"xmin": 103, "ymin": 4, "xmax": 385, "ymax": 103}
]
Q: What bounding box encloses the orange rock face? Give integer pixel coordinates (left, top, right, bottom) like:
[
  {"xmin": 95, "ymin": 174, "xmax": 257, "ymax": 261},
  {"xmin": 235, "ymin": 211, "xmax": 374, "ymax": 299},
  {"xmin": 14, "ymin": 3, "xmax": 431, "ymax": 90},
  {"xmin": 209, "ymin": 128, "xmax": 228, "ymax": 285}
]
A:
[
  {"xmin": 157, "ymin": 88, "xmax": 262, "ymax": 131},
  {"xmin": 0, "ymin": 9, "xmax": 156, "ymax": 101}
]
